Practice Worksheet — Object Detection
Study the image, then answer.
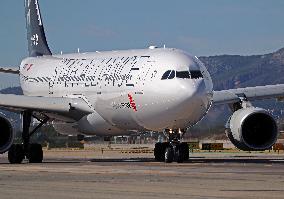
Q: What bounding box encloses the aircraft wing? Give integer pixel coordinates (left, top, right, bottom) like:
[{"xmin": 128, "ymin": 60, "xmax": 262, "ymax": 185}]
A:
[
  {"xmin": 213, "ymin": 84, "xmax": 284, "ymax": 105},
  {"xmin": 0, "ymin": 67, "xmax": 19, "ymax": 74},
  {"xmin": 0, "ymin": 94, "xmax": 93, "ymax": 120}
]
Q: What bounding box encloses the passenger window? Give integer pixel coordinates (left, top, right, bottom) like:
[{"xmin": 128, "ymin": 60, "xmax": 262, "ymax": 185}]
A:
[
  {"xmin": 176, "ymin": 71, "xmax": 190, "ymax": 79},
  {"xmin": 190, "ymin": 70, "xmax": 203, "ymax": 79}
]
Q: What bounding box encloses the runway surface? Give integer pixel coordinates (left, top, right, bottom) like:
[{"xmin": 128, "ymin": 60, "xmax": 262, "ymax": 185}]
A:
[{"xmin": 0, "ymin": 150, "xmax": 284, "ymax": 199}]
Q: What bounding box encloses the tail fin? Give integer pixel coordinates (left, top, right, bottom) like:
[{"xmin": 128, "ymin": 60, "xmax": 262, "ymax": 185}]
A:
[{"xmin": 25, "ymin": 0, "xmax": 52, "ymax": 57}]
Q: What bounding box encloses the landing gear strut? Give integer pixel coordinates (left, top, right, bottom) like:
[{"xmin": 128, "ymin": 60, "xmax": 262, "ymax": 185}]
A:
[
  {"xmin": 154, "ymin": 129, "xmax": 189, "ymax": 163},
  {"xmin": 8, "ymin": 111, "xmax": 49, "ymax": 164}
]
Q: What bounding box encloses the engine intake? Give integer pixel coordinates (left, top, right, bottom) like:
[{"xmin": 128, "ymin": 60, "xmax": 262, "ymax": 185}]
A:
[
  {"xmin": 226, "ymin": 107, "xmax": 278, "ymax": 151},
  {"xmin": 0, "ymin": 116, "xmax": 14, "ymax": 154}
]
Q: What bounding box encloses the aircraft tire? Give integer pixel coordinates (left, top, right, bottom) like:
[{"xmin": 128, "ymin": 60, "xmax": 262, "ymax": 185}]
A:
[
  {"xmin": 165, "ymin": 147, "xmax": 174, "ymax": 163},
  {"xmin": 27, "ymin": 144, "xmax": 43, "ymax": 163},
  {"xmin": 180, "ymin": 142, "xmax": 189, "ymax": 161},
  {"xmin": 154, "ymin": 143, "xmax": 166, "ymax": 161},
  {"xmin": 8, "ymin": 144, "xmax": 25, "ymax": 164},
  {"xmin": 155, "ymin": 142, "xmax": 170, "ymax": 161},
  {"xmin": 154, "ymin": 143, "xmax": 163, "ymax": 161},
  {"xmin": 176, "ymin": 146, "xmax": 184, "ymax": 163}
]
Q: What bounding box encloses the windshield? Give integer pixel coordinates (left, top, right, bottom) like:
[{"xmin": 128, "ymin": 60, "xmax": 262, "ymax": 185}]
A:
[
  {"xmin": 176, "ymin": 71, "xmax": 190, "ymax": 79},
  {"xmin": 161, "ymin": 70, "xmax": 203, "ymax": 80},
  {"xmin": 190, "ymin": 70, "xmax": 203, "ymax": 79}
]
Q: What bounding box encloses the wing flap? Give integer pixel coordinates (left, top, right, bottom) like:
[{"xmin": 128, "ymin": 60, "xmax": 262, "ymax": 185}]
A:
[
  {"xmin": 213, "ymin": 84, "xmax": 284, "ymax": 105},
  {"xmin": 0, "ymin": 94, "xmax": 93, "ymax": 120}
]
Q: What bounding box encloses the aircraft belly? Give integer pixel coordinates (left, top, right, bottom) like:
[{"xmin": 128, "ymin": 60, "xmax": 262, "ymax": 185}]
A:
[
  {"xmin": 94, "ymin": 93, "xmax": 146, "ymax": 131},
  {"xmin": 53, "ymin": 122, "xmax": 80, "ymax": 136},
  {"xmin": 134, "ymin": 93, "xmax": 204, "ymax": 131},
  {"xmin": 52, "ymin": 114, "xmax": 130, "ymax": 137},
  {"xmin": 77, "ymin": 111, "xmax": 129, "ymax": 136},
  {"xmin": 91, "ymin": 91, "xmax": 208, "ymax": 133}
]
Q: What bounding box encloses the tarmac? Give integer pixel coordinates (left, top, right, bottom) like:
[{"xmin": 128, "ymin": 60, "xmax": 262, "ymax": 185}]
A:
[{"xmin": 0, "ymin": 148, "xmax": 284, "ymax": 199}]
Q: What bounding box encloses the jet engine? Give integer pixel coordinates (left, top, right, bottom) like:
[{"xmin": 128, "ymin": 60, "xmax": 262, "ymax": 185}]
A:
[
  {"xmin": 226, "ymin": 107, "xmax": 278, "ymax": 151},
  {"xmin": 0, "ymin": 116, "xmax": 14, "ymax": 154}
]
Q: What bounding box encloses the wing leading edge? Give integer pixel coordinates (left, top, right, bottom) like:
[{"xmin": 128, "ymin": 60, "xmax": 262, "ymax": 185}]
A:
[
  {"xmin": 213, "ymin": 84, "xmax": 284, "ymax": 105},
  {"xmin": 0, "ymin": 67, "xmax": 19, "ymax": 74},
  {"xmin": 0, "ymin": 94, "xmax": 93, "ymax": 120}
]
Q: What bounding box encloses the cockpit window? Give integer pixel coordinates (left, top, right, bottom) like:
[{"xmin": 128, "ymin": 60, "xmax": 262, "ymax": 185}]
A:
[
  {"xmin": 161, "ymin": 70, "xmax": 171, "ymax": 80},
  {"xmin": 176, "ymin": 71, "xmax": 190, "ymax": 79},
  {"xmin": 168, "ymin": 70, "xmax": 175, "ymax": 79},
  {"xmin": 190, "ymin": 70, "xmax": 203, "ymax": 79},
  {"xmin": 161, "ymin": 70, "xmax": 175, "ymax": 80},
  {"xmin": 161, "ymin": 69, "xmax": 203, "ymax": 80}
]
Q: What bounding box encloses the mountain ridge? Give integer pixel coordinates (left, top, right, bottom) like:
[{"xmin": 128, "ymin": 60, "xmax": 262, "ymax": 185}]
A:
[{"xmin": 199, "ymin": 47, "xmax": 284, "ymax": 91}]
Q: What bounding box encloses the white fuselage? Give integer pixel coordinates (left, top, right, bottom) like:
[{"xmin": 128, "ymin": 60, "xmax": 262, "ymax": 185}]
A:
[{"xmin": 19, "ymin": 48, "xmax": 213, "ymax": 136}]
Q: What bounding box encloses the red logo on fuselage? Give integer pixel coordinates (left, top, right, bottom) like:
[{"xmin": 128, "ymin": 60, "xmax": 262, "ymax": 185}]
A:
[
  {"xmin": 24, "ymin": 64, "xmax": 34, "ymax": 71},
  {"xmin": 128, "ymin": 94, "xmax": 137, "ymax": 112}
]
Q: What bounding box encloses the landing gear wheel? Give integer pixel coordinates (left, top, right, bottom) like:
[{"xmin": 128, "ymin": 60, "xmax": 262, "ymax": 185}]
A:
[
  {"xmin": 154, "ymin": 143, "xmax": 168, "ymax": 162},
  {"xmin": 165, "ymin": 147, "xmax": 174, "ymax": 163},
  {"xmin": 8, "ymin": 144, "xmax": 25, "ymax": 164},
  {"xmin": 176, "ymin": 146, "xmax": 184, "ymax": 163},
  {"xmin": 154, "ymin": 143, "xmax": 163, "ymax": 161},
  {"xmin": 27, "ymin": 144, "xmax": 43, "ymax": 163},
  {"xmin": 180, "ymin": 142, "xmax": 189, "ymax": 161}
]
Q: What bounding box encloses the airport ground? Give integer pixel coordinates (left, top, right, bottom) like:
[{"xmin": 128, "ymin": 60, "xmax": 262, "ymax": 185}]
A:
[{"xmin": 0, "ymin": 145, "xmax": 284, "ymax": 199}]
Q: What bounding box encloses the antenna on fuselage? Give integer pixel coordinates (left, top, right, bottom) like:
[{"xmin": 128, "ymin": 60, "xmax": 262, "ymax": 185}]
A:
[{"xmin": 77, "ymin": 48, "xmax": 80, "ymax": 53}]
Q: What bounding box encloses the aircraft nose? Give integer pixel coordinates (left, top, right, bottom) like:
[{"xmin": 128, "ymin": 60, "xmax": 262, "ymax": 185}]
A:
[
  {"xmin": 180, "ymin": 79, "xmax": 211, "ymax": 107},
  {"xmin": 181, "ymin": 79, "xmax": 206, "ymax": 98},
  {"xmin": 194, "ymin": 79, "xmax": 211, "ymax": 99}
]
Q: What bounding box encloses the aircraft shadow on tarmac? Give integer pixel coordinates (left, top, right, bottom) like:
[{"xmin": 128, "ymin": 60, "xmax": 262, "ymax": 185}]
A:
[
  {"xmin": 1, "ymin": 157, "xmax": 284, "ymax": 164},
  {"xmin": 186, "ymin": 157, "xmax": 284, "ymax": 164},
  {"xmin": 87, "ymin": 157, "xmax": 284, "ymax": 164},
  {"xmin": 29, "ymin": 157, "xmax": 284, "ymax": 164}
]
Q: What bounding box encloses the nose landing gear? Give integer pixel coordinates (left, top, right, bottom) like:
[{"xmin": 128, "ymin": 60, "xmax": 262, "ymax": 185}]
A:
[{"xmin": 154, "ymin": 129, "xmax": 189, "ymax": 163}]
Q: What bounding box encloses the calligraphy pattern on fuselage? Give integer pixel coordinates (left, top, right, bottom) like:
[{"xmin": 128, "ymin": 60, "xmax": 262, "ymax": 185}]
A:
[{"xmin": 22, "ymin": 55, "xmax": 158, "ymax": 95}]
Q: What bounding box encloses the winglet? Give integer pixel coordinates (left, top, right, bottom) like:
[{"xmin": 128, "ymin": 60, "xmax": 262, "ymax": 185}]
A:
[{"xmin": 25, "ymin": 0, "xmax": 52, "ymax": 57}]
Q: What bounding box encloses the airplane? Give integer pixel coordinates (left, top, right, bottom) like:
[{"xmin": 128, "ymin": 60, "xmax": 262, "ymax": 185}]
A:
[{"xmin": 0, "ymin": 0, "xmax": 283, "ymax": 164}]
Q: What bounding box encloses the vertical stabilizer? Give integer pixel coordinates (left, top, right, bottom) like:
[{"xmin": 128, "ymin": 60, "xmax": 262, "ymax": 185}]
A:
[{"xmin": 25, "ymin": 0, "xmax": 52, "ymax": 57}]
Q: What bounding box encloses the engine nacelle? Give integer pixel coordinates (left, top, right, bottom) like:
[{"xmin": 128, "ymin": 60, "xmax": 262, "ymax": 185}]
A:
[
  {"xmin": 226, "ymin": 107, "xmax": 278, "ymax": 151},
  {"xmin": 0, "ymin": 116, "xmax": 14, "ymax": 154}
]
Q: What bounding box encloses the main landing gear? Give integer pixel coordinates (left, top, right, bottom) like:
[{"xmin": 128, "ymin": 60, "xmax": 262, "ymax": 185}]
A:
[
  {"xmin": 154, "ymin": 129, "xmax": 189, "ymax": 163},
  {"xmin": 8, "ymin": 111, "xmax": 49, "ymax": 164}
]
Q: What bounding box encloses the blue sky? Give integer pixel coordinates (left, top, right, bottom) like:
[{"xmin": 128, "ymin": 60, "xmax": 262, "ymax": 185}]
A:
[{"xmin": 0, "ymin": 0, "xmax": 284, "ymax": 87}]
